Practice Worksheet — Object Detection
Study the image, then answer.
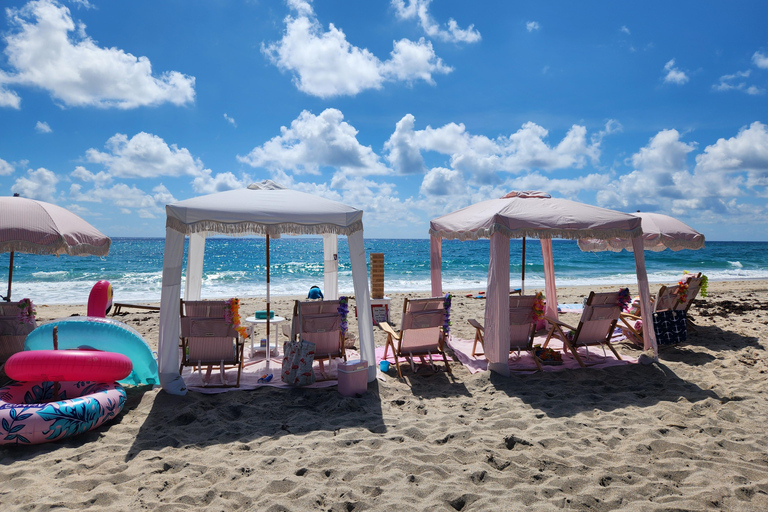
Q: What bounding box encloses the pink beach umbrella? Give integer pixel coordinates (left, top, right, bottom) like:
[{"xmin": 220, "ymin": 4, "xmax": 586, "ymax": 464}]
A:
[
  {"xmin": 577, "ymin": 211, "xmax": 705, "ymax": 253},
  {"xmin": 0, "ymin": 195, "xmax": 111, "ymax": 302}
]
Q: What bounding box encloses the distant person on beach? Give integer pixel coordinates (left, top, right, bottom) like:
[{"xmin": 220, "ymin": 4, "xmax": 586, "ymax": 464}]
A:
[{"xmin": 307, "ymin": 285, "xmax": 323, "ymax": 299}]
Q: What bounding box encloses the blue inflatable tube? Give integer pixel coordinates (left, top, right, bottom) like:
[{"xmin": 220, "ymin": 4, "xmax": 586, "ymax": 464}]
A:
[{"xmin": 24, "ymin": 317, "xmax": 159, "ymax": 386}]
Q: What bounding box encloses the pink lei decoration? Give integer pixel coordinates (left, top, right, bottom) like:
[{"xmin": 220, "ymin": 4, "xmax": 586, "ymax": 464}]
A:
[
  {"xmin": 532, "ymin": 292, "xmax": 545, "ymax": 320},
  {"xmin": 224, "ymin": 298, "xmax": 248, "ymax": 339},
  {"xmin": 16, "ymin": 298, "xmax": 36, "ymax": 325}
]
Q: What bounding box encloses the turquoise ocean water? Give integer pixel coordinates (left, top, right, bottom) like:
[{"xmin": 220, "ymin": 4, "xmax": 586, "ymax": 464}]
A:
[{"xmin": 2, "ymin": 238, "xmax": 767, "ymax": 305}]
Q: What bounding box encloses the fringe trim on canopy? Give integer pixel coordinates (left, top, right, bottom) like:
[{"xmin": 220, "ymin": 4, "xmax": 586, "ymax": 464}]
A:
[
  {"xmin": 0, "ymin": 239, "xmax": 111, "ymax": 257},
  {"xmin": 577, "ymin": 237, "xmax": 705, "ymax": 253},
  {"xmin": 166, "ymin": 217, "xmax": 364, "ymax": 237},
  {"xmin": 429, "ymin": 224, "xmax": 643, "ymax": 242}
]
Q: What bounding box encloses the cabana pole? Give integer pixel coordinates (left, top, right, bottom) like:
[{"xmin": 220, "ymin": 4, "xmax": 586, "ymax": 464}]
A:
[
  {"xmin": 521, "ymin": 237, "xmax": 526, "ymax": 295},
  {"xmin": 266, "ymin": 235, "xmax": 271, "ymax": 343}
]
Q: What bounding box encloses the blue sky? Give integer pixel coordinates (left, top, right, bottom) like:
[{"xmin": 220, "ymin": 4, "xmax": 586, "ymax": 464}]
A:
[{"xmin": 1, "ymin": 0, "xmax": 767, "ymax": 240}]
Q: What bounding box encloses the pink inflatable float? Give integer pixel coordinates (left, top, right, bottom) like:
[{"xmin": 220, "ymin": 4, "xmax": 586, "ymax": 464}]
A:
[
  {"xmin": 0, "ymin": 381, "xmax": 126, "ymax": 445},
  {"xmin": 5, "ymin": 350, "xmax": 133, "ymax": 383},
  {"xmin": 87, "ymin": 280, "xmax": 113, "ymax": 317}
]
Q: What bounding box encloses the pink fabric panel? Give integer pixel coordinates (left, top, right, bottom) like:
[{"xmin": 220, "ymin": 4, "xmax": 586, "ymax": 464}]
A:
[
  {"xmin": 401, "ymin": 327, "xmax": 442, "ymax": 354},
  {"xmin": 430, "ymin": 235, "xmax": 443, "ymax": 297},
  {"xmin": 632, "ymin": 236, "xmax": 658, "ymax": 356},
  {"xmin": 484, "ymin": 232, "xmax": 510, "ymax": 371},
  {"xmin": 540, "ymin": 239, "xmax": 558, "ymax": 320}
]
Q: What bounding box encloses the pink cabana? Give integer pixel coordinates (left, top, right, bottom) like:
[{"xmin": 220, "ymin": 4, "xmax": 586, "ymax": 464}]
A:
[{"xmin": 429, "ymin": 191, "xmax": 658, "ymax": 376}]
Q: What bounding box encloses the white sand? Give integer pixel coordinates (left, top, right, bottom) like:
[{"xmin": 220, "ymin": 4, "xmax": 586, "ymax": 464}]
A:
[{"xmin": 2, "ymin": 279, "xmax": 768, "ymax": 511}]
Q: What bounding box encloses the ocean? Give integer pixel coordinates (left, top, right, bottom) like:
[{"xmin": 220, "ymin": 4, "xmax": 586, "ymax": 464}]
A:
[{"xmin": 2, "ymin": 238, "xmax": 767, "ymax": 305}]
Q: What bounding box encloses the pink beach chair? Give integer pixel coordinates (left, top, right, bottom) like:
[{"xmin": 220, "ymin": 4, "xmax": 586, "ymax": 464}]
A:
[
  {"xmin": 290, "ymin": 299, "xmax": 347, "ymax": 375},
  {"xmin": 467, "ymin": 295, "xmax": 543, "ymax": 371},
  {"xmin": 544, "ymin": 291, "xmax": 623, "ymax": 367},
  {"xmin": 179, "ymin": 300, "xmax": 244, "ymax": 387},
  {"xmin": 379, "ymin": 297, "xmax": 451, "ymax": 378}
]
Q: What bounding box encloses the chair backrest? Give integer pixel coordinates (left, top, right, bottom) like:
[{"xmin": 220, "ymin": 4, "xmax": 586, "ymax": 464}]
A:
[
  {"xmin": 508, "ymin": 295, "xmax": 537, "ymax": 350},
  {"xmin": 676, "ymin": 272, "xmax": 703, "ymax": 312},
  {"xmin": 180, "ymin": 300, "xmax": 238, "ymax": 363},
  {"xmin": 293, "ymin": 299, "xmax": 342, "ymax": 357},
  {"xmin": 574, "ymin": 291, "xmax": 622, "ymax": 344},
  {"xmin": 399, "ymin": 297, "xmax": 445, "ymax": 353},
  {"xmin": 0, "ymin": 301, "xmax": 37, "ymax": 363}
]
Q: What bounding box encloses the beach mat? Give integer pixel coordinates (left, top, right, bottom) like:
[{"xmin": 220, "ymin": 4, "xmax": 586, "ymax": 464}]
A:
[
  {"xmin": 446, "ymin": 332, "xmax": 636, "ymax": 374},
  {"xmin": 181, "ymin": 347, "xmax": 361, "ymax": 394}
]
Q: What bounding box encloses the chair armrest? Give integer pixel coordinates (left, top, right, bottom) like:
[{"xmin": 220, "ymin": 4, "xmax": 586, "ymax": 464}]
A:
[
  {"xmin": 544, "ymin": 315, "xmax": 576, "ymax": 331},
  {"xmin": 378, "ymin": 321, "xmax": 401, "ymax": 340},
  {"xmin": 467, "ymin": 318, "xmax": 484, "ymax": 332},
  {"xmin": 620, "ymin": 312, "xmax": 641, "ymax": 321}
]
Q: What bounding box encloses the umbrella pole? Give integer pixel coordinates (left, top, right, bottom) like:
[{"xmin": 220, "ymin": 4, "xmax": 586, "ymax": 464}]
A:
[
  {"xmin": 266, "ymin": 235, "xmax": 270, "ymax": 345},
  {"xmin": 521, "ymin": 237, "xmax": 526, "ymax": 295},
  {"xmin": 4, "ymin": 251, "xmax": 13, "ymax": 302}
]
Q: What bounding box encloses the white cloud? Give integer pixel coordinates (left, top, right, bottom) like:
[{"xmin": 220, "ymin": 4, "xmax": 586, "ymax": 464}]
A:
[
  {"xmin": 68, "ymin": 0, "xmax": 94, "ymax": 9},
  {"xmin": 262, "ymin": 0, "xmax": 451, "ymax": 98},
  {"xmin": 753, "ymin": 51, "xmax": 768, "ymax": 69},
  {"xmin": 35, "ymin": 121, "xmax": 52, "ymax": 133},
  {"xmin": 70, "ymin": 165, "xmax": 112, "ymax": 187},
  {"xmin": 238, "ymin": 108, "xmax": 390, "ymax": 177},
  {"xmin": 224, "ymin": 113, "xmax": 237, "ymax": 127},
  {"xmin": 2, "ymin": 0, "xmax": 195, "ymax": 109},
  {"xmin": 620, "ymin": 25, "xmax": 630, "ymax": 35},
  {"xmin": 712, "ymin": 69, "xmax": 764, "ymax": 94},
  {"xmin": 69, "ymin": 182, "xmax": 176, "ymax": 218},
  {"xmin": 695, "ymin": 122, "xmax": 768, "ymax": 187},
  {"xmin": 0, "ymin": 158, "xmax": 14, "ymax": 176},
  {"xmin": 391, "ymin": 0, "xmax": 481, "ymax": 43},
  {"xmin": 85, "ymin": 132, "xmax": 207, "ymax": 179},
  {"xmin": 11, "ymin": 167, "xmax": 59, "ymax": 201},
  {"xmin": 420, "ymin": 167, "xmax": 465, "ymax": 196},
  {"xmin": 384, "ymin": 114, "xmax": 606, "ymax": 182},
  {"xmin": 0, "ymin": 71, "xmax": 21, "ymax": 108},
  {"xmin": 526, "ymin": 21, "xmax": 540, "ymax": 32},
  {"xmin": 191, "ymin": 170, "xmax": 250, "ymax": 194},
  {"xmin": 663, "ymin": 59, "xmax": 689, "ymax": 85}
]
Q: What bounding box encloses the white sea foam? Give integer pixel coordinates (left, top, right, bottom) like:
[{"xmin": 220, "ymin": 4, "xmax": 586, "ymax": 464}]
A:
[{"xmin": 729, "ymin": 261, "xmax": 743, "ymax": 268}]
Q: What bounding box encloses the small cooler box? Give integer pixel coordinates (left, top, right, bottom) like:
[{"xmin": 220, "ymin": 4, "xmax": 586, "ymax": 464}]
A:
[{"xmin": 338, "ymin": 359, "xmax": 368, "ymax": 397}]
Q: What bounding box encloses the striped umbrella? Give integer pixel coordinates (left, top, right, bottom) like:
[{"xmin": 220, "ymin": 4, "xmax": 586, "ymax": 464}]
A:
[{"xmin": 1, "ymin": 196, "xmax": 111, "ymax": 302}]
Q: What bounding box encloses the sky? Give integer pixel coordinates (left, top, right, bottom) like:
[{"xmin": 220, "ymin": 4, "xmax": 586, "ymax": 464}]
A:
[{"xmin": 1, "ymin": 0, "xmax": 767, "ymax": 240}]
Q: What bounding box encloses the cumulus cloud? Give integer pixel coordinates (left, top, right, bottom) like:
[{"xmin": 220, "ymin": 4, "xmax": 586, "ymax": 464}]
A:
[
  {"xmin": 753, "ymin": 51, "xmax": 768, "ymax": 69},
  {"xmin": 69, "ymin": 181, "xmax": 177, "ymax": 218},
  {"xmin": 526, "ymin": 21, "xmax": 540, "ymax": 32},
  {"xmin": 420, "ymin": 167, "xmax": 465, "ymax": 196},
  {"xmin": 2, "ymin": 0, "xmax": 195, "ymax": 109},
  {"xmin": 84, "ymin": 132, "xmax": 207, "ymax": 179},
  {"xmin": 70, "ymin": 165, "xmax": 112, "ymax": 187},
  {"xmin": 391, "ymin": 0, "xmax": 481, "ymax": 43},
  {"xmin": 238, "ymin": 108, "xmax": 390, "ymax": 177},
  {"xmin": 384, "ymin": 114, "xmax": 608, "ymax": 181},
  {"xmin": 0, "ymin": 158, "xmax": 14, "ymax": 176},
  {"xmin": 11, "ymin": 167, "xmax": 59, "ymax": 201},
  {"xmin": 191, "ymin": 170, "xmax": 250, "ymax": 194},
  {"xmin": 224, "ymin": 113, "xmax": 237, "ymax": 127},
  {"xmin": 262, "ymin": 0, "xmax": 451, "ymax": 98},
  {"xmin": 695, "ymin": 121, "xmax": 768, "ymax": 188},
  {"xmin": 663, "ymin": 59, "xmax": 689, "ymax": 85},
  {"xmin": 713, "ymin": 70, "xmax": 764, "ymax": 95},
  {"xmin": 35, "ymin": 121, "xmax": 52, "ymax": 133}
]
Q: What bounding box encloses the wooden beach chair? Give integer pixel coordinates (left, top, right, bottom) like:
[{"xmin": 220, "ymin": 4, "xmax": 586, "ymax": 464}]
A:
[
  {"xmin": 543, "ymin": 291, "xmax": 623, "ymax": 367},
  {"xmin": 0, "ymin": 301, "xmax": 37, "ymax": 365},
  {"xmin": 467, "ymin": 295, "xmax": 543, "ymax": 371},
  {"xmin": 379, "ymin": 297, "xmax": 451, "ymax": 378},
  {"xmin": 290, "ymin": 299, "xmax": 347, "ymax": 375},
  {"xmin": 179, "ymin": 300, "xmax": 244, "ymax": 387}
]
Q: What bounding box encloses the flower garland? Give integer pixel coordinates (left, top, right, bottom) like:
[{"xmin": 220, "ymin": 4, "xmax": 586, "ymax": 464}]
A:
[
  {"xmin": 16, "ymin": 298, "xmax": 36, "ymax": 325},
  {"xmin": 337, "ymin": 296, "xmax": 349, "ymax": 335},
  {"xmin": 676, "ymin": 279, "xmax": 689, "ymax": 305},
  {"xmin": 700, "ymin": 275, "xmax": 708, "ymax": 298},
  {"xmin": 532, "ymin": 292, "xmax": 545, "ymax": 320},
  {"xmin": 534, "ymin": 344, "xmax": 562, "ymax": 363},
  {"xmin": 617, "ymin": 288, "xmax": 631, "ymax": 310},
  {"xmin": 224, "ymin": 298, "xmax": 248, "ymax": 339},
  {"xmin": 443, "ymin": 293, "xmax": 452, "ymax": 336}
]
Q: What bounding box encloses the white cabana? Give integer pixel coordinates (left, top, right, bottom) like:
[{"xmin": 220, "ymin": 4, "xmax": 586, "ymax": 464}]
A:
[
  {"xmin": 429, "ymin": 191, "xmax": 658, "ymax": 376},
  {"xmin": 158, "ymin": 181, "xmax": 375, "ymax": 395}
]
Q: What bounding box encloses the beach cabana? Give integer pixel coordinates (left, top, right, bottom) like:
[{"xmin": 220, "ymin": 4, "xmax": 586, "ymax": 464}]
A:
[
  {"xmin": 429, "ymin": 191, "xmax": 658, "ymax": 376},
  {"xmin": 158, "ymin": 182, "xmax": 375, "ymax": 395},
  {"xmin": 577, "ymin": 212, "xmax": 705, "ymax": 253}
]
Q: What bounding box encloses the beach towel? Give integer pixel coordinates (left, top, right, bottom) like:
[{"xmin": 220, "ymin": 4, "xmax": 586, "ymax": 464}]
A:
[
  {"xmin": 652, "ymin": 310, "xmax": 687, "ymax": 345},
  {"xmin": 282, "ymin": 339, "xmax": 316, "ymax": 386}
]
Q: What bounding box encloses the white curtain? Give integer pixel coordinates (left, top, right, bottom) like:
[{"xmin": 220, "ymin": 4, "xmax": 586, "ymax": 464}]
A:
[
  {"xmin": 184, "ymin": 232, "xmax": 206, "ymax": 300},
  {"xmin": 323, "ymin": 233, "xmax": 339, "ymax": 300},
  {"xmin": 158, "ymin": 228, "xmax": 187, "ymax": 395},
  {"xmin": 485, "ymin": 232, "xmax": 511, "ymax": 376},
  {"xmin": 348, "ymin": 230, "xmax": 376, "ymax": 382},
  {"xmin": 632, "ymin": 236, "xmax": 658, "ymax": 357}
]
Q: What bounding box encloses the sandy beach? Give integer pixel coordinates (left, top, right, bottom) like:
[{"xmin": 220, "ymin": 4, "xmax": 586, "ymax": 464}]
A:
[{"xmin": 2, "ymin": 279, "xmax": 768, "ymax": 511}]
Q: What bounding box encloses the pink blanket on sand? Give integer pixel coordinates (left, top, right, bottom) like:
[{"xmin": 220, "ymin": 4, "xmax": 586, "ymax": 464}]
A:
[{"xmin": 446, "ymin": 335, "xmax": 636, "ymax": 374}]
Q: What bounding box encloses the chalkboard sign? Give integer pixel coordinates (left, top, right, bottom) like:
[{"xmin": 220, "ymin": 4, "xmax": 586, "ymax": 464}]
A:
[{"xmin": 371, "ymin": 304, "xmax": 389, "ymax": 326}]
